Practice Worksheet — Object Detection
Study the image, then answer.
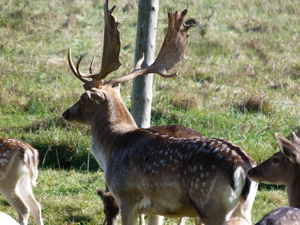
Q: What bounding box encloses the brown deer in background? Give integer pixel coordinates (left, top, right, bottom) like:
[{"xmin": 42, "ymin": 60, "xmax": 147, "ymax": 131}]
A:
[
  {"xmin": 0, "ymin": 138, "xmax": 43, "ymax": 225},
  {"xmin": 247, "ymin": 132, "xmax": 300, "ymax": 225},
  {"xmin": 95, "ymin": 184, "xmax": 120, "ymax": 225},
  {"xmin": 248, "ymin": 132, "xmax": 300, "ymax": 208},
  {"xmin": 62, "ymin": 1, "xmax": 257, "ymax": 224}
]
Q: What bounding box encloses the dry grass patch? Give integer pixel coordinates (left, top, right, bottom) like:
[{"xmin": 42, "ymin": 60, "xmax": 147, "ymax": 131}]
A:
[{"xmin": 233, "ymin": 95, "xmax": 273, "ymax": 115}]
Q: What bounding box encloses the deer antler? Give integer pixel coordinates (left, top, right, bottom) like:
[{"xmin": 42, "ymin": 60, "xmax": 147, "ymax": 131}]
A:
[
  {"xmin": 68, "ymin": 0, "xmax": 121, "ymax": 88},
  {"xmin": 105, "ymin": 9, "xmax": 193, "ymax": 86}
]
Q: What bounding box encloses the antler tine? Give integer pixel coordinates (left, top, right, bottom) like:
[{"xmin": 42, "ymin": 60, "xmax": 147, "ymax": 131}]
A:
[
  {"xmin": 98, "ymin": 0, "xmax": 122, "ymax": 80},
  {"xmin": 106, "ymin": 9, "xmax": 193, "ymax": 86},
  {"xmin": 68, "ymin": 48, "xmax": 91, "ymax": 84},
  {"xmin": 67, "ymin": 0, "xmax": 121, "ymax": 88},
  {"xmin": 89, "ymin": 57, "xmax": 95, "ymax": 74},
  {"xmin": 134, "ymin": 53, "xmax": 145, "ymax": 70}
]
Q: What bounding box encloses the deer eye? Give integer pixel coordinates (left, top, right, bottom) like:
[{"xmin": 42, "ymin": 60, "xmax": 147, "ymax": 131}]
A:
[
  {"xmin": 272, "ymin": 157, "xmax": 280, "ymax": 164},
  {"xmin": 80, "ymin": 100, "xmax": 85, "ymax": 106}
]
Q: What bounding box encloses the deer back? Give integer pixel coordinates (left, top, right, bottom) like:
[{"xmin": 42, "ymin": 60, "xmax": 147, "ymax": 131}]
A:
[{"xmin": 147, "ymin": 125, "xmax": 202, "ymax": 138}]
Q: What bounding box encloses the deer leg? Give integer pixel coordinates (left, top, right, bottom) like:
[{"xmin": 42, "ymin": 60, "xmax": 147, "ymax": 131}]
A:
[
  {"xmin": 178, "ymin": 217, "xmax": 204, "ymax": 225},
  {"xmin": 0, "ymin": 188, "xmax": 29, "ymax": 225},
  {"xmin": 190, "ymin": 203, "xmax": 227, "ymax": 225},
  {"xmin": 120, "ymin": 202, "xmax": 139, "ymax": 225},
  {"xmin": 19, "ymin": 189, "xmax": 43, "ymax": 225},
  {"xmin": 17, "ymin": 177, "xmax": 43, "ymax": 225},
  {"xmin": 195, "ymin": 217, "xmax": 204, "ymax": 225},
  {"xmin": 147, "ymin": 215, "xmax": 164, "ymax": 225},
  {"xmin": 139, "ymin": 214, "xmax": 145, "ymax": 225},
  {"xmin": 230, "ymin": 201, "xmax": 252, "ymax": 225},
  {"xmin": 229, "ymin": 181, "xmax": 257, "ymax": 225},
  {"xmin": 177, "ymin": 217, "xmax": 187, "ymax": 225}
]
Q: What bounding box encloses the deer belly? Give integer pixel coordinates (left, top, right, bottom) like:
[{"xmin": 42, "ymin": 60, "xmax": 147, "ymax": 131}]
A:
[{"xmin": 136, "ymin": 195, "xmax": 198, "ymax": 217}]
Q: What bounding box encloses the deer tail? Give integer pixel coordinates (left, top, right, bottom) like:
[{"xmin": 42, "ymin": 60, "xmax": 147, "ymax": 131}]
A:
[{"xmin": 23, "ymin": 146, "xmax": 40, "ymax": 187}]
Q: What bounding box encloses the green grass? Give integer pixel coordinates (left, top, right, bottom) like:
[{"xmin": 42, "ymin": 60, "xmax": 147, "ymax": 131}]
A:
[{"xmin": 0, "ymin": 0, "xmax": 299, "ymax": 224}]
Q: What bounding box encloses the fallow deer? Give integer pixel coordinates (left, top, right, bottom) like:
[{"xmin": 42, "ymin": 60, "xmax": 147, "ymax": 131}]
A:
[
  {"xmin": 94, "ymin": 125, "xmax": 203, "ymax": 225},
  {"xmin": 254, "ymin": 206, "xmax": 300, "ymax": 225},
  {"xmin": 247, "ymin": 132, "xmax": 300, "ymax": 209},
  {"xmin": 0, "ymin": 138, "xmax": 43, "ymax": 225},
  {"xmin": 62, "ymin": 1, "xmax": 257, "ymax": 224}
]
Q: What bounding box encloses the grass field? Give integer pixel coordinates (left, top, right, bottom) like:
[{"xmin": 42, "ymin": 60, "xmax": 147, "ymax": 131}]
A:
[{"xmin": 0, "ymin": 0, "xmax": 299, "ymax": 224}]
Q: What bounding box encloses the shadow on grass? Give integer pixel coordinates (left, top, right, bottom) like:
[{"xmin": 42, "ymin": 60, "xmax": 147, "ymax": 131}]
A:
[
  {"xmin": 1, "ymin": 117, "xmax": 100, "ymax": 171},
  {"xmin": 0, "ymin": 199, "xmax": 10, "ymax": 207},
  {"xmin": 151, "ymin": 109, "xmax": 183, "ymax": 125},
  {"xmin": 64, "ymin": 206, "xmax": 95, "ymax": 224},
  {"xmin": 36, "ymin": 143, "xmax": 100, "ymax": 172},
  {"xmin": 258, "ymin": 183, "xmax": 285, "ymax": 191}
]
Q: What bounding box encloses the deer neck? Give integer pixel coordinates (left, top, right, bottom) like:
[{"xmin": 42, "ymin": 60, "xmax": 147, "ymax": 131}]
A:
[
  {"xmin": 90, "ymin": 91, "xmax": 138, "ymax": 171},
  {"xmin": 286, "ymin": 167, "xmax": 300, "ymax": 208}
]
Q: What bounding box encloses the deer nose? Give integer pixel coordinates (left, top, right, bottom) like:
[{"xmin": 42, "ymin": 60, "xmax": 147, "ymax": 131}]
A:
[
  {"xmin": 247, "ymin": 168, "xmax": 254, "ymax": 177},
  {"xmin": 62, "ymin": 110, "xmax": 69, "ymax": 120}
]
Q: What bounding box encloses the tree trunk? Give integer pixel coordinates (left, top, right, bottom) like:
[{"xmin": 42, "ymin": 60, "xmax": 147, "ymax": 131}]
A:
[{"xmin": 131, "ymin": 0, "xmax": 159, "ymax": 128}]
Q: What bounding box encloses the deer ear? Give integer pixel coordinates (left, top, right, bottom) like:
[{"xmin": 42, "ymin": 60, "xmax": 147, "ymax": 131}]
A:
[
  {"xmin": 276, "ymin": 133, "xmax": 300, "ymax": 164},
  {"xmin": 292, "ymin": 132, "xmax": 300, "ymax": 147},
  {"xmin": 86, "ymin": 88, "xmax": 106, "ymax": 105},
  {"xmin": 94, "ymin": 184, "xmax": 106, "ymax": 198}
]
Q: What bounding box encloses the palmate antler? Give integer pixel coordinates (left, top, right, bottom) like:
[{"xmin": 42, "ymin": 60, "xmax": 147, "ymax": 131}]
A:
[
  {"xmin": 106, "ymin": 9, "xmax": 192, "ymax": 86},
  {"xmin": 68, "ymin": 0, "xmax": 121, "ymax": 88},
  {"xmin": 68, "ymin": 0, "xmax": 193, "ymax": 88}
]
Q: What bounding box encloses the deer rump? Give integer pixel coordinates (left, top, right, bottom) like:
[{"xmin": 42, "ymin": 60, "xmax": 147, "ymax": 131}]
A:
[{"xmin": 104, "ymin": 129, "xmax": 254, "ymax": 220}]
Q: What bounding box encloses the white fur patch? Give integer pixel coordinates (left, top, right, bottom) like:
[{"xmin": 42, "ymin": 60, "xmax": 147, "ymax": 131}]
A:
[
  {"xmin": 224, "ymin": 167, "xmax": 247, "ymax": 221},
  {"xmin": 91, "ymin": 142, "xmax": 107, "ymax": 171}
]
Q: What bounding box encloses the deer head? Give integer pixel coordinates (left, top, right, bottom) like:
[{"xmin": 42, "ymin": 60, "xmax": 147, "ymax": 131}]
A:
[
  {"xmin": 247, "ymin": 132, "xmax": 300, "ymax": 208},
  {"xmin": 247, "ymin": 132, "xmax": 300, "ymax": 185},
  {"xmin": 63, "ymin": 0, "xmax": 193, "ymax": 133}
]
